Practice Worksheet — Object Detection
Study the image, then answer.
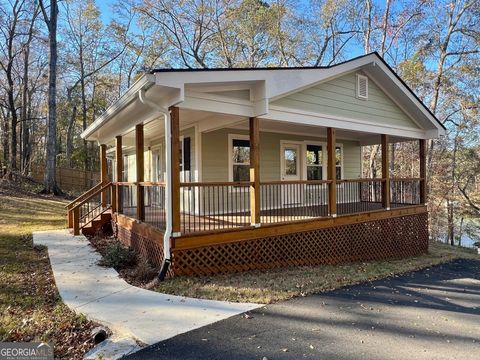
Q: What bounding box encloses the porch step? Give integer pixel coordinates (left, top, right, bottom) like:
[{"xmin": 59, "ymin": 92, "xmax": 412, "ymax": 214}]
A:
[{"xmin": 81, "ymin": 211, "xmax": 112, "ymax": 237}]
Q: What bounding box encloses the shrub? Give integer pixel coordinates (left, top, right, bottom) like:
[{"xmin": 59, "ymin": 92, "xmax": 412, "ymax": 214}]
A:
[
  {"xmin": 100, "ymin": 242, "xmax": 137, "ymax": 269},
  {"xmin": 133, "ymin": 259, "xmax": 158, "ymax": 282}
]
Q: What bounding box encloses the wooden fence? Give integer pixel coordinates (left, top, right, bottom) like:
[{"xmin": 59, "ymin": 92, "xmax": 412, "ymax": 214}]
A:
[{"xmin": 30, "ymin": 164, "xmax": 100, "ymax": 193}]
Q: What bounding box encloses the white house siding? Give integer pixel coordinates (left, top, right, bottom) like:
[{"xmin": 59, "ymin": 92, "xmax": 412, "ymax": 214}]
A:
[{"xmin": 271, "ymin": 72, "xmax": 419, "ymax": 129}]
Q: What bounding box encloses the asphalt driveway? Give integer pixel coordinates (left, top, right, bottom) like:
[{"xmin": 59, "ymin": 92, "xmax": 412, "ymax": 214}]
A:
[{"xmin": 125, "ymin": 259, "xmax": 480, "ymax": 360}]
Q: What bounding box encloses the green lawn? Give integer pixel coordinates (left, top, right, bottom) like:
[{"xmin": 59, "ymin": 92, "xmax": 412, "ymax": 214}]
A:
[
  {"xmin": 155, "ymin": 241, "xmax": 479, "ymax": 304},
  {"xmin": 0, "ymin": 187, "xmax": 97, "ymax": 359}
]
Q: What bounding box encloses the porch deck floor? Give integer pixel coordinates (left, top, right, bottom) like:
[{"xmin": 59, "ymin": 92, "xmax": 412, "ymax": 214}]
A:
[{"xmin": 121, "ymin": 201, "xmax": 416, "ymax": 235}]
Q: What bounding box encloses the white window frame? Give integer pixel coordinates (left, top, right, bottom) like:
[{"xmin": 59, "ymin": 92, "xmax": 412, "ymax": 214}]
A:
[
  {"xmin": 300, "ymin": 141, "xmax": 343, "ymax": 181},
  {"xmin": 280, "ymin": 140, "xmax": 303, "ymax": 181},
  {"xmin": 151, "ymin": 144, "xmax": 163, "ymax": 182},
  {"xmin": 228, "ymin": 133, "xmax": 250, "ymax": 186},
  {"xmin": 335, "ymin": 144, "xmax": 344, "ymax": 180},
  {"xmin": 179, "ymin": 135, "xmax": 185, "ymax": 182},
  {"xmin": 302, "ymin": 141, "xmax": 327, "ymax": 181}
]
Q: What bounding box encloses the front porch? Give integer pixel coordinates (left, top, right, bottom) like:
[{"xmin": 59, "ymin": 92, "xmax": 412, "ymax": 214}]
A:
[
  {"xmin": 67, "ymin": 107, "xmax": 428, "ymax": 276},
  {"xmin": 118, "ymin": 178, "xmax": 421, "ymax": 234}
]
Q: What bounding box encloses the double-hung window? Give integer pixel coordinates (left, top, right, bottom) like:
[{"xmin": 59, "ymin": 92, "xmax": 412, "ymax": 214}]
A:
[
  {"xmin": 306, "ymin": 144, "xmax": 323, "ymax": 180},
  {"xmin": 230, "ymin": 137, "xmax": 250, "ymax": 182},
  {"xmin": 335, "ymin": 146, "xmax": 342, "ymax": 180}
]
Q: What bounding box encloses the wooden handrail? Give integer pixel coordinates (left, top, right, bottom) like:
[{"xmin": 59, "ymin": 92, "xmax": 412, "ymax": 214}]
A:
[
  {"xmin": 260, "ymin": 180, "xmax": 331, "ymax": 185},
  {"xmin": 138, "ymin": 181, "xmax": 166, "ymax": 186},
  {"xmin": 70, "ymin": 182, "xmax": 112, "ymax": 212},
  {"xmin": 66, "ymin": 182, "xmax": 104, "ymax": 209},
  {"xmin": 337, "ymin": 178, "xmax": 386, "ymax": 183},
  {"xmin": 390, "ymin": 177, "xmax": 423, "ymax": 181},
  {"xmin": 180, "ymin": 181, "xmax": 253, "ymax": 187},
  {"xmin": 114, "ymin": 181, "xmax": 166, "ymax": 186},
  {"xmin": 68, "ymin": 182, "xmax": 113, "ymax": 234}
]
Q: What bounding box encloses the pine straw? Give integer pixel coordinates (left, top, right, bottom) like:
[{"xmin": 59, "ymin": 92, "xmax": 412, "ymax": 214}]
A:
[
  {"xmin": 0, "ymin": 186, "xmax": 100, "ymax": 359},
  {"xmin": 155, "ymin": 241, "xmax": 479, "ymax": 304}
]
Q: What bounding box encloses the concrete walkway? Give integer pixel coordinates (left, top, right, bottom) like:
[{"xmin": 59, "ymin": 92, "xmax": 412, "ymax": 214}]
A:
[{"xmin": 33, "ymin": 230, "xmax": 260, "ymax": 355}]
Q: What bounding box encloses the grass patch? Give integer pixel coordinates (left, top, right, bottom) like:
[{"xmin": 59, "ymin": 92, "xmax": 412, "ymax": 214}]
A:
[
  {"xmin": 0, "ymin": 186, "xmax": 98, "ymax": 359},
  {"xmin": 155, "ymin": 242, "xmax": 479, "ymax": 304}
]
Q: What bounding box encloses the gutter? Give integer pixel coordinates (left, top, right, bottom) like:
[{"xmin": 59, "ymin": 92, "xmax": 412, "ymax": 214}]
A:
[
  {"xmin": 138, "ymin": 88, "xmax": 172, "ymax": 281},
  {"xmin": 81, "ymin": 75, "xmax": 155, "ymax": 141}
]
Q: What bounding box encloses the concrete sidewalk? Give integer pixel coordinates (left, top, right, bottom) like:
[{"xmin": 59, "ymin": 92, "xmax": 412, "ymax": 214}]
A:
[{"xmin": 33, "ymin": 230, "xmax": 260, "ymax": 356}]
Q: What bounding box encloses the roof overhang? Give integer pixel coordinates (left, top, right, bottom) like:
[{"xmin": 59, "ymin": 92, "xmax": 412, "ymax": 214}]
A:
[{"xmin": 81, "ymin": 52, "xmax": 445, "ymax": 144}]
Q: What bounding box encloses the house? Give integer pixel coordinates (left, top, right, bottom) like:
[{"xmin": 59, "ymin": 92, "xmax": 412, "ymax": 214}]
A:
[{"xmin": 67, "ymin": 52, "xmax": 445, "ymax": 278}]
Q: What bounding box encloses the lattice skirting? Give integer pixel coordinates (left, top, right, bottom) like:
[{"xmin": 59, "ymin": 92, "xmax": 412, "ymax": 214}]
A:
[
  {"xmin": 113, "ymin": 219, "xmax": 165, "ymax": 268},
  {"xmin": 170, "ymin": 212, "xmax": 429, "ymax": 276}
]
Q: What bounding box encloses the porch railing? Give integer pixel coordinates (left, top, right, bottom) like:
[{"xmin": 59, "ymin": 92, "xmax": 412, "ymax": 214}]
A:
[
  {"xmin": 337, "ymin": 179, "xmax": 384, "ymax": 215},
  {"xmin": 117, "ymin": 182, "xmax": 136, "ymax": 219},
  {"xmin": 143, "ymin": 182, "xmax": 166, "ymax": 230},
  {"xmin": 391, "ymin": 178, "xmax": 421, "ymax": 207},
  {"xmin": 112, "ymin": 177, "xmax": 423, "ymax": 235},
  {"xmin": 66, "ymin": 182, "xmax": 113, "ymax": 235},
  {"xmin": 180, "ymin": 182, "xmax": 251, "ymax": 233},
  {"xmin": 260, "ymin": 180, "xmax": 330, "ymax": 224}
]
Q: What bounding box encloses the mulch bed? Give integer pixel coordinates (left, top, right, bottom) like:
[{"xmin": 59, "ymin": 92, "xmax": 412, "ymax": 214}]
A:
[{"xmin": 89, "ymin": 233, "xmax": 159, "ymax": 287}]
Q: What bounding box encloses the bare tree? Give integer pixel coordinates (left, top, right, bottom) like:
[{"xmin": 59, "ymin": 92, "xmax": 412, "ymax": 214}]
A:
[{"xmin": 39, "ymin": 0, "xmax": 61, "ymax": 194}]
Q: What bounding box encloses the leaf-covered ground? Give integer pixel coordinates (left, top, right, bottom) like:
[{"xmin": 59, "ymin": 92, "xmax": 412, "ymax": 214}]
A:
[
  {"xmin": 0, "ymin": 184, "xmax": 99, "ymax": 359},
  {"xmin": 155, "ymin": 241, "xmax": 479, "ymax": 304}
]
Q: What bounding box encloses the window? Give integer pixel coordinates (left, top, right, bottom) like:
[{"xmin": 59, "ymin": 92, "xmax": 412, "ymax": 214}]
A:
[
  {"xmin": 306, "ymin": 144, "xmax": 323, "ymax": 180},
  {"xmin": 122, "ymin": 155, "xmax": 129, "ymax": 182},
  {"xmin": 336, "ymin": 146, "xmax": 342, "ymax": 180},
  {"xmin": 231, "ymin": 138, "xmax": 250, "ymax": 182},
  {"xmin": 151, "ymin": 149, "xmax": 161, "ymax": 182},
  {"xmin": 182, "ymin": 137, "xmax": 191, "ymax": 182}
]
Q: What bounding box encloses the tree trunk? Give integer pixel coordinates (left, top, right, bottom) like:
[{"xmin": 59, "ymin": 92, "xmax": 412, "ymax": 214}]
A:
[
  {"xmin": 363, "ymin": 0, "xmax": 372, "ymax": 53},
  {"xmin": 368, "ymin": 145, "xmax": 380, "ymax": 178},
  {"xmin": 42, "ymin": 0, "xmax": 61, "ymax": 194},
  {"xmin": 447, "ymin": 200, "xmax": 454, "ymax": 246}
]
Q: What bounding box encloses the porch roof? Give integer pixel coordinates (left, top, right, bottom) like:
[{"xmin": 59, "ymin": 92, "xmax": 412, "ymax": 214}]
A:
[{"xmin": 81, "ymin": 52, "xmax": 445, "ymax": 144}]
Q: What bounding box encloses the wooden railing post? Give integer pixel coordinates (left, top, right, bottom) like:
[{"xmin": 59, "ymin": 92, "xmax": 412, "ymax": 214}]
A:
[
  {"xmin": 73, "ymin": 207, "xmax": 80, "ymax": 235},
  {"xmin": 67, "ymin": 209, "xmax": 73, "ymax": 228},
  {"xmin": 100, "ymin": 144, "xmax": 107, "ymax": 207},
  {"xmin": 111, "ymin": 184, "xmax": 117, "ymax": 213},
  {"xmin": 115, "ymin": 135, "xmax": 123, "ymax": 213},
  {"xmin": 170, "ymin": 106, "xmax": 181, "ymax": 234},
  {"xmin": 249, "ymin": 117, "xmax": 261, "ymax": 226},
  {"xmin": 327, "ymin": 128, "xmax": 337, "ymax": 217},
  {"xmin": 381, "ymin": 134, "xmax": 391, "ymax": 209},
  {"xmin": 419, "ymin": 139, "xmax": 426, "ymax": 204},
  {"xmin": 136, "ymin": 124, "xmax": 145, "ymax": 221}
]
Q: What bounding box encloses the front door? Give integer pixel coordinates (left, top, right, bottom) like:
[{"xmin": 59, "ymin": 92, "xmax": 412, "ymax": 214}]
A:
[{"xmin": 281, "ymin": 143, "xmax": 302, "ymax": 207}]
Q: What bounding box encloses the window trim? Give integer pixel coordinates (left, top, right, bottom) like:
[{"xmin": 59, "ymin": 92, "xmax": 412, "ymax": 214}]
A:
[
  {"xmin": 301, "ymin": 141, "xmax": 343, "ymax": 181},
  {"xmin": 228, "ymin": 133, "xmax": 251, "ymax": 185},
  {"xmin": 335, "ymin": 144, "xmax": 344, "ymax": 180},
  {"xmin": 280, "ymin": 140, "xmax": 303, "ymax": 181},
  {"xmin": 302, "ymin": 141, "xmax": 326, "ymax": 181}
]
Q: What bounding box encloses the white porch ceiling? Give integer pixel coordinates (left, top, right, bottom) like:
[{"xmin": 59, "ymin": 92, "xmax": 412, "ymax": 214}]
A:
[{"xmin": 109, "ymin": 108, "xmax": 412, "ymax": 150}]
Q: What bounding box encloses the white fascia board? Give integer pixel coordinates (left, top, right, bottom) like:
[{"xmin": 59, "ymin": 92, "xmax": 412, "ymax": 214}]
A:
[
  {"xmin": 81, "ymin": 74, "xmax": 156, "ymax": 140},
  {"xmin": 264, "ymin": 106, "xmax": 430, "ymax": 139}
]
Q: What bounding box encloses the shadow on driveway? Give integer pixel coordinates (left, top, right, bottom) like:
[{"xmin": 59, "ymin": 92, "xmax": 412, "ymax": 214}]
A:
[{"xmin": 125, "ymin": 259, "xmax": 480, "ymax": 360}]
